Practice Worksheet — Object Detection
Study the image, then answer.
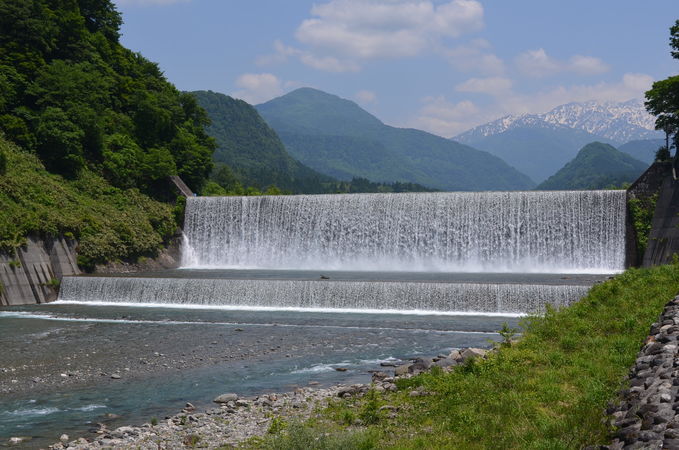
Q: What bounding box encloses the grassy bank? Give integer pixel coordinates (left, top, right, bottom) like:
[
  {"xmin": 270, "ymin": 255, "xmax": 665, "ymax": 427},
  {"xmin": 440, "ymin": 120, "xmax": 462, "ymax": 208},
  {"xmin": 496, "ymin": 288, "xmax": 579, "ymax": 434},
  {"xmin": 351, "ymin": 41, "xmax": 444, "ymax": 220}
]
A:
[
  {"xmin": 0, "ymin": 137, "xmax": 177, "ymax": 270},
  {"xmin": 258, "ymin": 263, "xmax": 679, "ymax": 449}
]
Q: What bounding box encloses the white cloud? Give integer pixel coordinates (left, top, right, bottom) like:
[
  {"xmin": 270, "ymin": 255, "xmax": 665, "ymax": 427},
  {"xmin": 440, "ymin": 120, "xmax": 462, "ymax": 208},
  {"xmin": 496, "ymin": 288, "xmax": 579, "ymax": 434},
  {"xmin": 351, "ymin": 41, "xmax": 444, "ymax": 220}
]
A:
[
  {"xmin": 355, "ymin": 90, "xmax": 377, "ymax": 104},
  {"xmin": 456, "ymin": 76, "xmax": 512, "ymax": 95},
  {"xmin": 409, "ymin": 73, "xmax": 653, "ymax": 137},
  {"xmin": 270, "ymin": 0, "xmax": 483, "ymax": 72},
  {"xmin": 443, "ymin": 39, "xmax": 505, "ymax": 75},
  {"xmin": 231, "ymin": 73, "xmax": 284, "ymax": 105},
  {"xmin": 568, "ymin": 55, "xmax": 610, "ymax": 75},
  {"xmin": 515, "ymin": 48, "xmax": 561, "ymax": 77},
  {"xmin": 257, "ymin": 40, "xmax": 359, "ymax": 73},
  {"xmin": 411, "ymin": 97, "xmax": 485, "ymax": 137},
  {"xmin": 515, "ymin": 48, "xmax": 609, "ymax": 78}
]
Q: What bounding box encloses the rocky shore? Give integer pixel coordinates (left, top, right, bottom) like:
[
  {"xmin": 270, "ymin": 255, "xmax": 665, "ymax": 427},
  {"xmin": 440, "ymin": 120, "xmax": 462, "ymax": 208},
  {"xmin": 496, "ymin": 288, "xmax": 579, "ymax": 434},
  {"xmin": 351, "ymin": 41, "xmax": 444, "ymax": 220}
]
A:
[
  {"xmin": 607, "ymin": 295, "xmax": 679, "ymax": 449},
  {"xmin": 45, "ymin": 348, "xmax": 489, "ymax": 449}
]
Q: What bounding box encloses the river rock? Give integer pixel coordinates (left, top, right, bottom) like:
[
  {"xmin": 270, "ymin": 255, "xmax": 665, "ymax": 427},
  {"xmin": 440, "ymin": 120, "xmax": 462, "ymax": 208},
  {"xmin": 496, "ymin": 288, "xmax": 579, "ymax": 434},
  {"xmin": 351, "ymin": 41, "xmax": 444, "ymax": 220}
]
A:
[
  {"xmin": 394, "ymin": 364, "xmax": 411, "ymax": 376},
  {"xmin": 460, "ymin": 348, "xmax": 487, "ymax": 362},
  {"xmin": 213, "ymin": 393, "xmax": 239, "ymax": 403},
  {"xmin": 434, "ymin": 357, "xmax": 457, "ymax": 368},
  {"xmin": 60, "ymin": 434, "xmax": 69, "ymax": 442}
]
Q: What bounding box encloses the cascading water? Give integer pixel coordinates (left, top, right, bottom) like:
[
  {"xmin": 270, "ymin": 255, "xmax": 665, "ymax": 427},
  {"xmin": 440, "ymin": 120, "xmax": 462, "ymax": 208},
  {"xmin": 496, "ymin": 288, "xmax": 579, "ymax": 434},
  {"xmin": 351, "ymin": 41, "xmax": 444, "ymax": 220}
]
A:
[
  {"xmin": 59, "ymin": 276, "xmax": 589, "ymax": 315},
  {"xmin": 181, "ymin": 190, "xmax": 627, "ymax": 273}
]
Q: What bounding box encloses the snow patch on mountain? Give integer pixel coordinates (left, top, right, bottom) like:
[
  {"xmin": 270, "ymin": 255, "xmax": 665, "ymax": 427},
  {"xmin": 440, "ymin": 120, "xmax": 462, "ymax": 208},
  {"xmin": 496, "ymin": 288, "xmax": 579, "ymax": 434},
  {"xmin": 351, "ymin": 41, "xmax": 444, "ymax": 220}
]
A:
[{"xmin": 455, "ymin": 99, "xmax": 662, "ymax": 144}]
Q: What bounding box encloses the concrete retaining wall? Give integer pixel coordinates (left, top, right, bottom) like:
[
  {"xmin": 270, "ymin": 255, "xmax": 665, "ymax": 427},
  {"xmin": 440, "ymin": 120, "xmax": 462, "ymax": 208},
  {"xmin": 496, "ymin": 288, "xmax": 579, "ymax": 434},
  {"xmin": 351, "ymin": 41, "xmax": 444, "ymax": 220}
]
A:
[
  {"xmin": 643, "ymin": 175, "xmax": 679, "ymax": 267},
  {"xmin": 0, "ymin": 236, "xmax": 79, "ymax": 306}
]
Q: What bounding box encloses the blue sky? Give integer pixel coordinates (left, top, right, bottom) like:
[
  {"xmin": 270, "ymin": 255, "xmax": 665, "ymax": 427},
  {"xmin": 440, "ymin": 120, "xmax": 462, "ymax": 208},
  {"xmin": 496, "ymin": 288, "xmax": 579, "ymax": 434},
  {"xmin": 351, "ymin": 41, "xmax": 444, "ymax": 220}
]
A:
[{"xmin": 113, "ymin": 0, "xmax": 678, "ymax": 137}]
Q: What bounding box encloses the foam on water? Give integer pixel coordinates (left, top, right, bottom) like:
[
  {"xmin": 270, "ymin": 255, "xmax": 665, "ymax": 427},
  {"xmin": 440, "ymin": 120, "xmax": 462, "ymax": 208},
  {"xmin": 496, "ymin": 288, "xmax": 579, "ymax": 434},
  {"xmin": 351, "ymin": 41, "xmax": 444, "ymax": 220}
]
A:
[{"xmin": 182, "ymin": 190, "xmax": 627, "ymax": 273}]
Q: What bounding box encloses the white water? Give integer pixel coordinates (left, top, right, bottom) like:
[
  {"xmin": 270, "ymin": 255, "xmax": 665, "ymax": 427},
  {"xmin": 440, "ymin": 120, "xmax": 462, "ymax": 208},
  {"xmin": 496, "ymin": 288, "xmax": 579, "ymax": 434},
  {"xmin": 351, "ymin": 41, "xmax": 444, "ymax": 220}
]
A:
[
  {"xmin": 181, "ymin": 191, "xmax": 627, "ymax": 273},
  {"xmin": 59, "ymin": 276, "xmax": 590, "ymax": 315}
]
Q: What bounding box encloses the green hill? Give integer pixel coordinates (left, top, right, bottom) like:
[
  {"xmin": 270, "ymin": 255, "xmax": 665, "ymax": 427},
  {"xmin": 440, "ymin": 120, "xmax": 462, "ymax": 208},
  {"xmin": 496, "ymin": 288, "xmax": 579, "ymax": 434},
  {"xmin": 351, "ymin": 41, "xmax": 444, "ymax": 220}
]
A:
[
  {"xmin": 0, "ymin": 0, "xmax": 219, "ymax": 268},
  {"xmin": 0, "ymin": 136, "xmax": 175, "ymax": 270},
  {"xmin": 536, "ymin": 142, "xmax": 648, "ymax": 190},
  {"xmin": 191, "ymin": 90, "xmax": 334, "ymax": 194},
  {"xmin": 256, "ymin": 88, "xmax": 535, "ymax": 191},
  {"xmin": 0, "ymin": 0, "xmax": 215, "ymax": 194},
  {"xmin": 456, "ymin": 122, "xmax": 616, "ymax": 183}
]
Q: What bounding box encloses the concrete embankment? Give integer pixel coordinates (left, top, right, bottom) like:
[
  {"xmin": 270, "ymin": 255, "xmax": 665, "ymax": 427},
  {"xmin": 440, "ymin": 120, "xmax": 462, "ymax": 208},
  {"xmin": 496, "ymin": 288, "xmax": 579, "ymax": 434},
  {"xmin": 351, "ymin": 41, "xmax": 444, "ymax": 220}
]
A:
[
  {"xmin": 0, "ymin": 236, "xmax": 79, "ymax": 306},
  {"xmin": 0, "ymin": 235, "xmax": 182, "ymax": 306}
]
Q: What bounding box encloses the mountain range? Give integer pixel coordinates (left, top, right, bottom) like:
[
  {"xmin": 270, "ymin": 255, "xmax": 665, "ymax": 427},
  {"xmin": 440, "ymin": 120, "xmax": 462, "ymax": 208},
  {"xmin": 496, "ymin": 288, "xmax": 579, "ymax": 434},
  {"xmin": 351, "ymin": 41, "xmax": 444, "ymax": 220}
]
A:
[
  {"xmin": 454, "ymin": 99, "xmax": 661, "ymax": 183},
  {"xmin": 256, "ymin": 88, "xmax": 535, "ymax": 191}
]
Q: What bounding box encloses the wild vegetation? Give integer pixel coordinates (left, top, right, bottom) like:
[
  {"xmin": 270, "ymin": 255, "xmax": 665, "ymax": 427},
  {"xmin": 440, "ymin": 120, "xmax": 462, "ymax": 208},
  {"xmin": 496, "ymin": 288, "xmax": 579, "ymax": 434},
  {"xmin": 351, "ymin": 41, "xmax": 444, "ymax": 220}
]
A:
[
  {"xmin": 0, "ymin": 136, "xmax": 175, "ymax": 271},
  {"xmin": 257, "ymin": 262, "xmax": 679, "ymax": 449},
  {"xmin": 0, "ymin": 0, "xmax": 215, "ymax": 195}
]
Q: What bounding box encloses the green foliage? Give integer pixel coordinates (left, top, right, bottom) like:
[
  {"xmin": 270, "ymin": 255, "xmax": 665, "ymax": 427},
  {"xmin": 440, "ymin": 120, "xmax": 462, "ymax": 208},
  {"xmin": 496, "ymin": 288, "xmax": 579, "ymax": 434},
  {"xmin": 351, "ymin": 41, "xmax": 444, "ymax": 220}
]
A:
[
  {"xmin": 670, "ymin": 19, "xmax": 679, "ymax": 60},
  {"xmin": 537, "ymin": 142, "xmax": 648, "ymax": 190},
  {"xmin": 268, "ymin": 417, "xmax": 288, "ymax": 435},
  {"xmin": 8, "ymin": 259, "xmax": 21, "ymax": 269},
  {"xmin": 0, "ymin": 137, "xmax": 175, "ymax": 270},
  {"xmin": 256, "ymin": 88, "xmax": 535, "ymax": 191},
  {"xmin": 0, "ymin": 147, "xmax": 6, "ymax": 175},
  {"xmin": 498, "ymin": 322, "xmax": 519, "ymax": 348},
  {"xmin": 656, "ymin": 145, "xmax": 672, "ymax": 161},
  {"xmin": 0, "ymin": 0, "xmax": 214, "ymax": 193},
  {"xmin": 358, "ymin": 390, "xmax": 381, "ymax": 425},
  {"xmin": 150, "ymin": 417, "xmax": 158, "ymax": 426},
  {"xmin": 628, "ymin": 193, "xmax": 658, "ymax": 258},
  {"xmin": 266, "ymin": 264, "xmax": 679, "ymax": 449},
  {"xmin": 44, "ymin": 278, "xmax": 60, "ymax": 289},
  {"xmin": 255, "ymin": 422, "xmax": 377, "ymax": 450},
  {"xmin": 645, "ymin": 21, "xmax": 679, "ymax": 156}
]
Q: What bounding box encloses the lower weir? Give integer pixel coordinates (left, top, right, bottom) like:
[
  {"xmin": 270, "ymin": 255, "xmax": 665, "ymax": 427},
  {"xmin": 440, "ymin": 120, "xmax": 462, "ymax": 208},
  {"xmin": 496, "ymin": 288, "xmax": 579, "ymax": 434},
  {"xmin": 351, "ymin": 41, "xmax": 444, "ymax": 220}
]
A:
[{"xmin": 58, "ymin": 276, "xmax": 590, "ymax": 315}]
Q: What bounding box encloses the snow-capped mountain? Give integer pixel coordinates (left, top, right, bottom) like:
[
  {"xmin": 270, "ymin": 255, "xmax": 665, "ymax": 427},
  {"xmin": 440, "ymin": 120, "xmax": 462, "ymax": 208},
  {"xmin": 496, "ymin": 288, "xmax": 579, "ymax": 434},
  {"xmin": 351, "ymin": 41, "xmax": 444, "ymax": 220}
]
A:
[{"xmin": 455, "ymin": 99, "xmax": 662, "ymax": 144}]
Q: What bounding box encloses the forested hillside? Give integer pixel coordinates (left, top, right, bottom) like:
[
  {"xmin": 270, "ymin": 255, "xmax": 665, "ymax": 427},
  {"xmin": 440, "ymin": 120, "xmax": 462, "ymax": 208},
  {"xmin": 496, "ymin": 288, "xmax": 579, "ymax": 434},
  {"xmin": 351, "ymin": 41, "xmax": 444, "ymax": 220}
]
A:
[
  {"xmin": 0, "ymin": 0, "xmax": 215, "ymax": 194},
  {"xmin": 537, "ymin": 142, "xmax": 648, "ymax": 190},
  {"xmin": 192, "ymin": 90, "xmax": 334, "ymax": 194},
  {"xmin": 193, "ymin": 90, "xmax": 436, "ymax": 195},
  {"xmin": 257, "ymin": 88, "xmax": 535, "ymax": 191},
  {"xmin": 0, "ymin": 0, "xmax": 217, "ymax": 268}
]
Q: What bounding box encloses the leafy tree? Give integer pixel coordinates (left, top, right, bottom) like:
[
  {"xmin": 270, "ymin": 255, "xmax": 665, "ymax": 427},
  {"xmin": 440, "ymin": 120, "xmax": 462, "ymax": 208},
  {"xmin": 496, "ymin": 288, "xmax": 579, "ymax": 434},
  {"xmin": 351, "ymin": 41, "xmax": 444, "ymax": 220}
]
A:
[
  {"xmin": 671, "ymin": 19, "xmax": 679, "ymax": 59},
  {"xmin": 36, "ymin": 107, "xmax": 85, "ymax": 177},
  {"xmin": 0, "ymin": 0, "xmax": 215, "ymax": 193},
  {"xmin": 645, "ymin": 20, "xmax": 679, "ymax": 160}
]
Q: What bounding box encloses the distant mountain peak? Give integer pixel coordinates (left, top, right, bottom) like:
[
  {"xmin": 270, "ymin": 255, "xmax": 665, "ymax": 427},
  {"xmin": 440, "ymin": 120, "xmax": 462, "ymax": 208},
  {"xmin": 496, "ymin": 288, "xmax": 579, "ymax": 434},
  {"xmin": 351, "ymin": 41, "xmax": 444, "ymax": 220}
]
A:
[{"xmin": 455, "ymin": 99, "xmax": 661, "ymax": 144}]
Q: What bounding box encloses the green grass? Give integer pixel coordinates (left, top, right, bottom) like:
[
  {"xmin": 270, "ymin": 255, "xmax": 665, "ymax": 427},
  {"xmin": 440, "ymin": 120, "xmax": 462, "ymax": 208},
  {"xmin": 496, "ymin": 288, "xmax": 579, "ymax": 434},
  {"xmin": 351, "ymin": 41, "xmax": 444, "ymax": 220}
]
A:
[
  {"xmin": 0, "ymin": 136, "xmax": 176, "ymax": 270},
  {"xmin": 259, "ymin": 263, "xmax": 679, "ymax": 449}
]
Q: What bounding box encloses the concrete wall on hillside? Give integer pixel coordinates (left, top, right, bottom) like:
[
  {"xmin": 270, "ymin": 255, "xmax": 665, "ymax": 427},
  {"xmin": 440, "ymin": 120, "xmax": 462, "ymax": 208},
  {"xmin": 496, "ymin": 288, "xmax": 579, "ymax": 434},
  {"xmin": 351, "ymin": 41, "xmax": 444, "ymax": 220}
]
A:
[
  {"xmin": 643, "ymin": 175, "xmax": 679, "ymax": 267},
  {"xmin": 626, "ymin": 162, "xmax": 672, "ymax": 267},
  {"xmin": 0, "ymin": 236, "xmax": 79, "ymax": 306}
]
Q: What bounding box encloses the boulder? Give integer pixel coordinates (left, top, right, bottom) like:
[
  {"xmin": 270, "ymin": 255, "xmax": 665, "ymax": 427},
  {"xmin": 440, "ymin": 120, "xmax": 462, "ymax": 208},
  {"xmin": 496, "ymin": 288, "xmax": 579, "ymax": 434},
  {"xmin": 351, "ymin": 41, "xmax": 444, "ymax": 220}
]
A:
[
  {"xmin": 213, "ymin": 393, "xmax": 239, "ymax": 404},
  {"xmin": 434, "ymin": 357, "xmax": 458, "ymax": 368},
  {"xmin": 460, "ymin": 348, "xmax": 487, "ymax": 362},
  {"xmin": 448, "ymin": 349, "xmax": 462, "ymax": 361},
  {"xmin": 394, "ymin": 364, "xmax": 411, "ymax": 376}
]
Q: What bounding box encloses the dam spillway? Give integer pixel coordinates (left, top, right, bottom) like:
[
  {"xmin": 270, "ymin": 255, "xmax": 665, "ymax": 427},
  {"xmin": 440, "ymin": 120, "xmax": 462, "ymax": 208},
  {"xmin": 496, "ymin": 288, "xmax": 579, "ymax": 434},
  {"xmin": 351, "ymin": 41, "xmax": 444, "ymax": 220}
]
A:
[
  {"xmin": 58, "ymin": 275, "xmax": 591, "ymax": 315},
  {"xmin": 182, "ymin": 190, "xmax": 627, "ymax": 273}
]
